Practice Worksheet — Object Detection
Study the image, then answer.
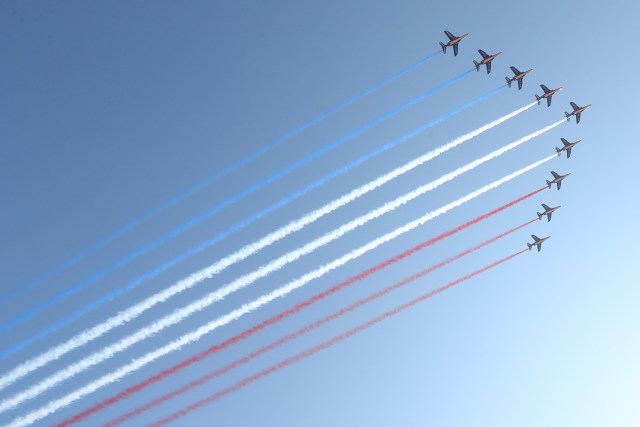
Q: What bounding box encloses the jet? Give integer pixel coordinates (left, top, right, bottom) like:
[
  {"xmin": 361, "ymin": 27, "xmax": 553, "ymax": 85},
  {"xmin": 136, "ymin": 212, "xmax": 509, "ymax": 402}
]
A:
[
  {"xmin": 527, "ymin": 235, "xmax": 550, "ymax": 252},
  {"xmin": 473, "ymin": 49, "xmax": 502, "ymax": 74},
  {"xmin": 555, "ymin": 137, "xmax": 581, "ymax": 158},
  {"xmin": 564, "ymin": 102, "xmax": 591, "ymax": 124},
  {"xmin": 537, "ymin": 204, "xmax": 561, "ymax": 222},
  {"xmin": 546, "ymin": 171, "xmax": 571, "ymax": 190},
  {"xmin": 439, "ymin": 30, "xmax": 468, "ymax": 56},
  {"xmin": 535, "ymin": 84, "xmax": 562, "ymax": 107},
  {"xmin": 505, "ymin": 66, "xmax": 532, "ymax": 90}
]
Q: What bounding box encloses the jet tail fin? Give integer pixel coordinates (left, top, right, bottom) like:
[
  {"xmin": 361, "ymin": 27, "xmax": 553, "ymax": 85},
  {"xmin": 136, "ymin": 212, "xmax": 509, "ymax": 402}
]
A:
[
  {"xmin": 555, "ymin": 147, "xmax": 561, "ymax": 156},
  {"xmin": 505, "ymin": 77, "xmax": 512, "ymax": 88},
  {"xmin": 473, "ymin": 60, "xmax": 480, "ymax": 72},
  {"xmin": 527, "ymin": 243, "xmax": 533, "ymax": 251},
  {"xmin": 535, "ymin": 94, "xmax": 541, "ymax": 105},
  {"xmin": 546, "ymin": 179, "xmax": 552, "ymax": 189},
  {"xmin": 564, "ymin": 111, "xmax": 571, "ymax": 121},
  {"xmin": 537, "ymin": 212, "xmax": 543, "ymax": 221},
  {"xmin": 439, "ymin": 42, "xmax": 447, "ymax": 54}
]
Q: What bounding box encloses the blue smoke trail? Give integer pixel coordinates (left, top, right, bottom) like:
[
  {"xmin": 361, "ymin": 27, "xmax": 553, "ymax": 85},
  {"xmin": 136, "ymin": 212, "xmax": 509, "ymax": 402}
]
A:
[
  {"xmin": 0, "ymin": 65, "xmax": 469, "ymax": 336},
  {"xmin": 0, "ymin": 81, "xmax": 505, "ymax": 360},
  {"xmin": 0, "ymin": 50, "xmax": 442, "ymax": 307}
]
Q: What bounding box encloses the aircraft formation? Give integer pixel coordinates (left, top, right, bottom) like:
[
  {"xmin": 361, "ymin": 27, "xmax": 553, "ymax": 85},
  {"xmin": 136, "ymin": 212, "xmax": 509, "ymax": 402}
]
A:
[
  {"xmin": 440, "ymin": 30, "xmax": 590, "ymax": 253},
  {"xmin": 0, "ymin": 29, "xmax": 595, "ymax": 427}
]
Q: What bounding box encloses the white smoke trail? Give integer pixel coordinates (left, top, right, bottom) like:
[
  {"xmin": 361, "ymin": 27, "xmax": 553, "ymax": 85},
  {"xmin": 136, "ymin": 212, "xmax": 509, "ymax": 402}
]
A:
[
  {"xmin": 7, "ymin": 153, "xmax": 557, "ymax": 427},
  {"xmin": 4, "ymin": 138, "xmax": 558, "ymax": 425},
  {"xmin": 0, "ymin": 103, "xmax": 537, "ymax": 394}
]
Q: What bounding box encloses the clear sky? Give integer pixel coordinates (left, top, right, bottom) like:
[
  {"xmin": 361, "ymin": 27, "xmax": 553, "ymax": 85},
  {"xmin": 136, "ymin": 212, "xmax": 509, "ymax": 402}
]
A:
[{"xmin": 1, "ymin": 1, "xmax": 639, "ymax": 426}]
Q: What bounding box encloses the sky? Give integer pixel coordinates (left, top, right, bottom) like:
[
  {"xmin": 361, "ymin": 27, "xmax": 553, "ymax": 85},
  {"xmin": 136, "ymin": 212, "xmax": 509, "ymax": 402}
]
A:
[{"xmin": 1, "ymin": 1, "xmax": 639, "ymax": 426}]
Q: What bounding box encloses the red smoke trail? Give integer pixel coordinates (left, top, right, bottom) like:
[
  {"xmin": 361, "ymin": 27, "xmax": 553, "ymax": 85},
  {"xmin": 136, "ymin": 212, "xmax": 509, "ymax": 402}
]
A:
[
  {"xmin": 58, "ymin": 187, "xmax": 544, "ymax": 427},
  {"xmin": 147, "ymin": 248, "xmax": 528, "ymax": 427},
  {"xmin": 103, "ymin": 219, "xmax": 535, "ymax": 427}
]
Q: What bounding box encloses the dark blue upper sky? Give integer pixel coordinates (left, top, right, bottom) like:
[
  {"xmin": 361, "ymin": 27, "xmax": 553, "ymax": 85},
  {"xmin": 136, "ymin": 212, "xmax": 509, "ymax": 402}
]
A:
[{"xmin": 1, "ymin": 1, "xmax": 638, "ymax": 426}]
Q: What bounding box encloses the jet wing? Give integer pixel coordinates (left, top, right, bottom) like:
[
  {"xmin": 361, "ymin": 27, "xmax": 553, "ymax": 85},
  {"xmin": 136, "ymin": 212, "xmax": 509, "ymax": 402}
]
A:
[
  {"xmin": 566, "ymin": 147, "xmax": 572, "ymax": 158},
  {"xmin": 547, "ymin": 96, "xmax": 552, "ymax": 107},
  {"xmin": 537, "ymin": 243, "xmax": 542, "ymax": 252},
  {"xmin": 551, "ymin": 171, "xmax": 561, "ymax": 179},
  {"xmin": 570, "ymin": 101, "xmax": 580, "ymax": 111},
  {"xmin": 541, "ymin": 84, "xmax": 550, "ymax": 93},
  {"xmin": 557, "ymin": 180, "xmax": 562, "ymax": 190},
  {"xmin": 486, "ymin": 61, "xmax": 491, "ymax": 74},
  {"xmin": 561, "ymin": 138, "xmax": 570, "ymax": 146},
  {"xmin": 547, "ymin": 212, "xmax": 553, "ymax": 221},
  {"xmin": 531, "ymin": 235, "xmax": 539, "ymax": 241},
  {"xmin": 576, "ymin": 112, "xmax": 581, "ymax": 124},
  {"xmin": 517, "ymin": 78, "xmax": 523, "ymax": 90},
  {"xmin": 445, "ymin": 30, "xmax": 456, "ymax": 41},
  {"xmin": 478, "ymin": 49, "xmax": 489, "ymax": 59},
  {"xmin": 453, "ymin": 43, "xmax": 459, "ymax": 56},
  {"xmin": 542, "ymin": 204, "xmax": 551, "ymax": 210},
  {"xmin": 510, "ymin": 66, "xmax": 520, "ymax": 75}
]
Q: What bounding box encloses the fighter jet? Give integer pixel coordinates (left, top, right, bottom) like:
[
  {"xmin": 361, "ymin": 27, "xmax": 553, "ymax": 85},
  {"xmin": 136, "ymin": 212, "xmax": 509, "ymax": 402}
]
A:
[
  {"xmin": 564, "ymin": 102, "xmax": 591, "ymax": 124},
  {"xmin": 546, "ymin": 171, "xmax": 571, "ymax": 190},
  {"xmin": 535, "ymin": 84, "xmax": 562, "ymax": 107},
  {"xmin": 537, "ymin": 204, "xmax": 561, "ymax": 222},
  {"xmin": 439, "ymin": 30, "xmax": 468, "ymax": 56},
  {"xmin": 555, "ymin": 138, "xmax": 581, "ymax": 158},
  {"xmin": 473, "ymin": 49, "xmax": 501, "ymax": 74},
  {"xmin": 505, "ymin": 66, "xmax": 532, "ymax": 90},
  {"xmin": 527, "ymin": 235, "xmax": 550, "ymax": 252}
]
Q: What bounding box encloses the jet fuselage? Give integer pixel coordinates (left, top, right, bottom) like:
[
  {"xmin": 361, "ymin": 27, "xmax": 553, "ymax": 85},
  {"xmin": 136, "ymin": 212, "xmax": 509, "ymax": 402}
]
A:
[{"xmin": 447, "ymin": 34, "xmax": 468, "ymax": 46}]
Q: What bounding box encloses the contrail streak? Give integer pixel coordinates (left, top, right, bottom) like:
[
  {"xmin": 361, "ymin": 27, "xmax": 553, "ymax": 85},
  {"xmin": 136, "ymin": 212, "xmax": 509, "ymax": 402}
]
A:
[
  {"xmin": 0, "ymin": 51, "xmax": 442, "ymax": 307},
  {"xmin": 0, "ymin": 86, "xmax": 512, "ymax": 390},
  {"xmin": 1, "ymin": 81, "xmax": 507, "ymax": 361},
  {"xmin": 72, "ymin": 217, "xmax": 538, "ymax": 427},
  {"xmin": 0, "ymin": 68, "xmax": 476, "ymax": 337},
  {"xmin": 4, "ymin": 155, "xmax": 555, "ymax": 426},
  {"xmin": 147, "ymin": 249, "xmax": 529, "ymax": 427}
]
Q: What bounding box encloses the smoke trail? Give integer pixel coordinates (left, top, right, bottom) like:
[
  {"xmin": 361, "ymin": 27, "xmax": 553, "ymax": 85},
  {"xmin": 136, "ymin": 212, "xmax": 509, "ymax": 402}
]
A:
[
  {"xmin": 83, "ymin": 218, "xmax": 538, "ymax": 427},
  {"xmin": 146, "ymin": 249, "xmax": 528, "ymax": 427},
  {"xmin": 2, "ymin": 82, "xmax": 509, "ymax": 361},
  {"xmin": 0, "ymin": 68, "xmax": 476, "ymax": 337},
  {"xmin": 0, "ymin": 116, "xmax": 544, "ymax": 404},
  {"xmin": 4, "ymin": 155, "xmax": 554, "ymax": 426},
  {"xmin": 0, "ymin": 86, "xmax": 512, "ymax": 391},
  {"xmin": 0, "ymin": 51, "xmax": 442, "ymax": 307}
]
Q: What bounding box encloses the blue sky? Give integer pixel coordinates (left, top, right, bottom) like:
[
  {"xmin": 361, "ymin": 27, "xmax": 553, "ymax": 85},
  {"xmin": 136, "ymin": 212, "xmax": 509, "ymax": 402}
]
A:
[{"xmin": 1, "ymin": 1, "xmax": 639, "ymax": 426}]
